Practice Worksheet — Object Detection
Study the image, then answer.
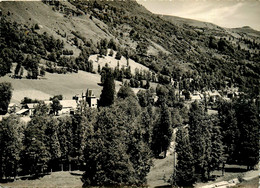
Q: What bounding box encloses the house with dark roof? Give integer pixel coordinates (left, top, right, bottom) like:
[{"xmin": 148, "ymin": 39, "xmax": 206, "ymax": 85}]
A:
[{"xmin": 85, "ymin": 89, "xmax": 98, "ymax": 108}]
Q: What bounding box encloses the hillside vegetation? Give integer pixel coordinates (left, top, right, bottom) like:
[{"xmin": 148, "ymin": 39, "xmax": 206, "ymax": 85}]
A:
[
  {"xmin": 0, "ymin": 0, "xmax": 259, "ymax": 97},
  {"xmin": 0, "ymin": 1, "xmax": 259, "ymax": 187}
]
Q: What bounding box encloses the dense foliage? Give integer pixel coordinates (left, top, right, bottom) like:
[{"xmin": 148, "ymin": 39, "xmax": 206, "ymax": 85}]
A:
[
  {"xmin": 68, "ymin": 0, "xmax": 260, "ymax": 96},
  {"xmin": 82, "ymin": 98, "xmax": 152, "ymax": 186},
  {"xmin": 0, "ymin": 82, "xmax": 12, "ymax": 114},
  {"xmin": 173, "ymin": 98, "xmax": 259, "ymax": 186},
  {"xmin": 99, "ymin": 68, "xmax": 115, "ymax": 107}
]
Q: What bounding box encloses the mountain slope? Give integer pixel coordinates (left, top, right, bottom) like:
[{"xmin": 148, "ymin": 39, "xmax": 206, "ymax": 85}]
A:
[
  {"xmin": 0, "ymin": 0, "xmax": 259, "ymax": 97},
  {"xmin": 0, "ymin": 1, "xmax": 110, "ymax": 56}
]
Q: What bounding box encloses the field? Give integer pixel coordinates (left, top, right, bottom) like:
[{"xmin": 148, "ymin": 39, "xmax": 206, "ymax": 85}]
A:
[
  {"xmin": 0, "ymin": 171, "xmax": 83, "ymax": 188},
  {"xmin": 0, "ymin": 71, "xmax": 122, "ymax": 104},
  {"xmin": 89, "ymin": 50, "xmax": 149, "ymax": 74}
]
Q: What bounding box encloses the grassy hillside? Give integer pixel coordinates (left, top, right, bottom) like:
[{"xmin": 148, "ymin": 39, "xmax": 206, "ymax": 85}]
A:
[
  {"xmin": 162, "ymin": 15, "xmax": 223, "ymax": 30},
  {"xmin": 0, "ymin": 71, "xmax": 101, "ymax": 103},
  {"xmin": 89, "ymin": 49, "xmax": 149, "ymax": 73},
  {"xmin": 0, "ymin": 1, "xmax": 110, "ymax": 52},
  {"xmin": 0, "ymin": 70, "xmax": 125, "ymax": 103},
  {"xmin": 0, "ymin": 0, "xmax": 259, "ymax": 97}
]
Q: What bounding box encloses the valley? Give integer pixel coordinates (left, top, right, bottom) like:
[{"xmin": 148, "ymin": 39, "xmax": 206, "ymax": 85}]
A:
[{"xmin": 0, "ymin": 0, "xmax": 259, "ymax": 187}]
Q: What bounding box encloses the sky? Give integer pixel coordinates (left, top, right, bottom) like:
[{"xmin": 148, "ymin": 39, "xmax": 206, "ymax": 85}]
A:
[{"xmin": 137, "ymin": 0, "xmax": 260, "ymax": 31}]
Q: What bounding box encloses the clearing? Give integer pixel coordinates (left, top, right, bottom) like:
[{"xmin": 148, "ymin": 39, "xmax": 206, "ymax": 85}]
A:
[
  {"xmin": 89, "ymin": 50, "xmax": 149, "ymax": 74},
  {"xmin": 0, "ymin": 71, "xmax": 121, "ymax": 104},
  {"xmin": 0, "ymin": 171, "xmax": 83, "ymax": 188}
]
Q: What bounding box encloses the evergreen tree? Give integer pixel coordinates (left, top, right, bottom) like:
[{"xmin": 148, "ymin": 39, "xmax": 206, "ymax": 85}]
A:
[
  {"xmin": 45, "ymin": 118, "xmax": 61, "ymax": 167},
  {"xmin": 0, "ymin": 115, "xmax": 23, "ymax": 179},
  {"xmin": 57, "ymin": 116, "xmax": 73, "ymax": 162},
  {"xmin": 188, "ymin": 101, "xmax": 208, "ymax": 179},
  {"xmin": 99, "ymin": 71, "xmax": 115, "ymax": 107},
  {"xmin": 115, "ymin": 51, "xmax": 122, "ymax": 60},
  {"xmin": 0, "ymin": 82, "xmax": 12, "ymax": 115},
  {"xmin": 235, "ymin": 99, "xmax": 259, "ymax": 169},
  {"xmin": 218, "ymin": 101, "xmax": 239, "ymax": 163},
  {"xmin": 21, "ymin": 116, "xmax": 51, "ymax": 176},
  {"xmin": 14, "ymin": 63, "xmax": 21, "ymax": 76},
  {"xmin": 175, "ymin": 127, "xmax": 195, "ymax": 186},
  {"xmin": 151, "ymin": 104, "xmax": 172, "ymax": 158},
  {"xmin": 210, "ymin": 116, "xmax": 224, "ymax": 173},
  {"xmin": 82, "ymin": 105, "xmax": 152, "ymax": 186}
]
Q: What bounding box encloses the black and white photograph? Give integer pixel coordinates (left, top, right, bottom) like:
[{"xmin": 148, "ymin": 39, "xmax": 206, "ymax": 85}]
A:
[{"xmin": 0, "ymin": 0, "xmax": 259, "ymax": 187}]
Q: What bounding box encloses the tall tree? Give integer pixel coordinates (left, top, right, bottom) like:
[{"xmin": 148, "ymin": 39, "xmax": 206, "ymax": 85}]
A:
[
  {"xmin": 21, "ymin": 116, "xmax": 51, "ymax": 176},
  {"xmin": 188, "ymin": 101, "xmax": 209, "ymax": 179},
  {"xmin": 151, "ymin": 104, "xmax": 172, "ymax": 158},
  {"xmin": 0, "ymin": 82, "xmax": 12, "ymax": 115},
  {"xmin": 189, "ymin": 101, "xmax": 224, "ymax": 180},
  {"xmin": 210, "ymin": 116, "xmax": 224, "ymax": 174},
  {"xmin": 235, "ymin": 99, "xmax": 259, "ymax": 169},
  {"xmin": 175, "ymin": 127, "xmax": 195, "ymax": 186},
  {"xmin": 82, "ymin": 101, "xmax": 152, "ymax": 186},
  {"xmin": 218, "ymin": 101, "xmax": 239, "ymax": 163},
  {"xmin": 45, "ymin": 118, "xmax": 61, "ymax": 168},
  {"xmin": 0, "ymin": 115, "xmax": 23, "ymax": 179},
  {"xmin": 57, "ymin": 116, "xmax": 74, "ymax": 163},
  {"xmin": 99, "ymin": 71, "xmax": 115, "ymax": 107}
]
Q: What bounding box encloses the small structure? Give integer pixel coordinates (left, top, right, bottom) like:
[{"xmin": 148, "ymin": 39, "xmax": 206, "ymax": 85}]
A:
[
  {"xmin": 25, "ymin": 103, "xmax": 39, "ymax": 116},
  {"xmin": 206, "ymin": 90, "xmax": 221, "ymax": 102},
  {"xmin": 85, "ymin": 89, "xmax": 98, "ymax": 108},
  {"xmin": 190, "ymin": 91, "xmax": 203, "ymax": 101},
  {"xmin": 45, "ymin": 100, "xmax": 78, "ymax": 114},
  {"xmin": 16, "ymin": 109, "xmax": 29, "ymax": 116},
  {"xmin": 59, "ymin": 100, "xmax": 78, "ymax": 114}
]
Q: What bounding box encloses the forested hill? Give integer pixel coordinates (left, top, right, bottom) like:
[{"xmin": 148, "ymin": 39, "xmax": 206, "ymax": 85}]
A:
[{"xmin": 1, "ymin": 0, "xmax": 259, "ymax": 96}]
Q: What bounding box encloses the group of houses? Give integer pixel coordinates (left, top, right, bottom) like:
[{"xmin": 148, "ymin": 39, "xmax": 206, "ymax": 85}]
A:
[
  {"xmin": 8, "ymin": 85, "xmax": 242, "ymax": 117},
  {"xmin": 9, "ymin": 89, "xmax": 98, "ymax": 117},
  {"xmin": 180, "ymin": 87, "xmax": 242, "ymax": 103}
]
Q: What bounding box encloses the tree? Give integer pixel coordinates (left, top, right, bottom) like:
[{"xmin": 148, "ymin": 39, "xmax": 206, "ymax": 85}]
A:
[
  {"xmin": 115, "ymin": 51, "xmax": 122, "ymax": 60},
  {"xmin": 51, "ymin": 98, "xmax": 62, "ymax": 115},
  {"xmin": 188, "ymin": 101, "xmax": 209, "ymax": 180},
  {"xmin": 45, "ymin": 118, "xmax": 61, "ymax": 169},
  {"xmin": 99, "ymin": 71, "xmax": 115, "ymax": 107},
  {"xmin": 117, "ymin": 85, "xmax": 136, "ymax": 99},
  {"xmin": 34, "ymin": 101, "xmax": 49, "ymax": 116},
  {"xmin": 235, "ymin": 99, "xmax": 259, "ymax": 169},
  {"xmin": 189, "ymin": 101, "xmax": 224, "ymax": 180},
  {"xmin": 57, "ymin": 116, "xmax": 74, "ymax": 163},
  {"xmin": 218, "ymin": 101, "xmax": 239, "ymax": 163},
  {"xmin": 151, "ymin": 104, "xmax": 172, "ymax": 158},
  {"xmin": 210, "ymin": 117, "xmax": 224, "ymax": 173},
  {"xmin": 50, "ymin": 94, "xmax": 63, "ymax": 101},
  {"xmin": 14, "ymin": 63, "xmax": 21, "ymax": 77},
  {"xmin": 19, "ymin": 67, "xmax": 24, "ymax": 78},
  {"xmin": 82, "ymin": 102, "xmax": 152, "ymax": 186},
  {"xmin": 0, "ymin": 82, "xmax": 12, "ymax": 115},
  {"xmin": 174, "ymin": 127, "xmax": 195, "ymax": 186},
  {"xmin": 21, "ymin": 116, "xmax": 51, "ymax": 176},
  {"xmin": 0, "ymin": 115, "xmax": 24, "ymax": 179}
]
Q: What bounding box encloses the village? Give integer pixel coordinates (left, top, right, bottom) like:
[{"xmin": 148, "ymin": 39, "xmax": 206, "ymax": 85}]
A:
[
  {"xmin": 6, "ymin": 84, "xmax": 241, "ymax": 119},
  {"xmin": 7, "ymin": 89, "xmax": 98, "ymax": 118}
]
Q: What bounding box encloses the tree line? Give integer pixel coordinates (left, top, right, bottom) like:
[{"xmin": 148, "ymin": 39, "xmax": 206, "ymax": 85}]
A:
[
  {"xmin": 174, "ymin": 97, "xmax": 259, "ymax": 186},
  {"xmin": 0, "ymin": 74, "xmax": 259, "ymax": 187}
]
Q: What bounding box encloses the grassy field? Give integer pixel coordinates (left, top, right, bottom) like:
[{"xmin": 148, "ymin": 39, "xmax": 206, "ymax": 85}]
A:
[
  {"xmin": 0, "ymin": 71, "xmax": 122, "ymax": 104},
  {"xmin": 0, "ymin": 69, "xmax": 156, "ymax": 105},
  {"xmin": 0, "ymin": 171, "xmax": 83, "ymax": 188},
  {"xmin": 89, "ymin": 50, "xmax": 149, "ymax": 74}
]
